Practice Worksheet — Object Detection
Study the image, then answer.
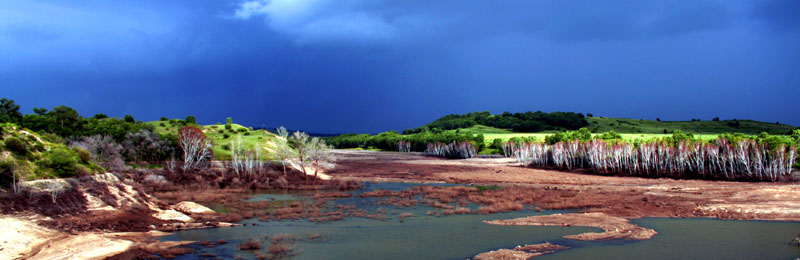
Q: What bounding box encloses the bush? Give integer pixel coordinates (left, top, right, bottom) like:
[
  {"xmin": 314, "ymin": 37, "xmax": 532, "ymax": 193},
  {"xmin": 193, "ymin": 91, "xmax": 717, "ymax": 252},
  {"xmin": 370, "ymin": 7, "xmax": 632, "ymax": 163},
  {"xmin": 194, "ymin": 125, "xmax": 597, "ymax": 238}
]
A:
[
  {"xmin": 243, "ymin": 132, "xmax": 250, "ymax": 136},
  {"xmin": 597, "ymin": 130, "xmax": 622, "ymax": 140},
  {"xmin": 42, "ymin": 147, "xmax": 80, "ymax": 177},
  {"xmin": 71, "ymin": 135, "xmax": 125, "ymax": 171},
  {"xmin": 74, "ymin": 147, "xmax": 91, "ymax": 162},
  {"xmin": 217, "ymin": 130, "xmax": 224, "ymax": 134},
  {"xmin": 4, "ymin": 137, "xmax": 27, "ymax": 155},
  {"xmin": 159, "ymin": 123, "xmax": 166, "ymax": 127},
  {"xmin": 223, "ymin": 134, "xmax": 230, "ymax": 139},
  {"xmin": 160, "ymin": 117, "xmax": 168, "ymax": 121}
]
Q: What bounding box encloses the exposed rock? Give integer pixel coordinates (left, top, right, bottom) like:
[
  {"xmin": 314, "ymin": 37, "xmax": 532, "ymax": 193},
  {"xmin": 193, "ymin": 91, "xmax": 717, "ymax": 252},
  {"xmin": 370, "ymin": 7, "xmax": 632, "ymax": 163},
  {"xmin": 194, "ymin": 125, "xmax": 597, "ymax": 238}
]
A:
[
  {"xmin": 173, "ymin": 201, "xmax": 215, "ymax": 215},
  {"xmin": 152, "ymin": 209, "xmax": 193, "ymax": 223}
]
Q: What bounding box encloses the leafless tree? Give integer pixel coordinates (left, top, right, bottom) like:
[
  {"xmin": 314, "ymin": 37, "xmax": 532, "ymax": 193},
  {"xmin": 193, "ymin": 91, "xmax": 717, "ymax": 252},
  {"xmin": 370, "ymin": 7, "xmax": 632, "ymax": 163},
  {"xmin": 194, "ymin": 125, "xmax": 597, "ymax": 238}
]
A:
[
  {"xmin": 43, "ymin": 181, "xmax": 62, "ymax": 203},
  {"xmin": 290, "ymin": 131, "xmax": 311, "ymax": 183},
  {"xmin": 308, "ymin": 137, "xmax": 336, "ymax": 180},
  {"xmin": 230, "ymin": 135, "xmax": 265, "ymax": 178},
  {"xmin": 178, "ymin": 126, "xmax": 213, "ymax": 172},
  {"xmin": 69, "ymin": 135, "xmax": 125, "ymax": 171},
  {"xmin": 2, "ymin": 158, "xmax": 21, "ymax": 194},
  {"xmin": 274, "ymin": 126, "xmax": 294, "ymax": 177}
]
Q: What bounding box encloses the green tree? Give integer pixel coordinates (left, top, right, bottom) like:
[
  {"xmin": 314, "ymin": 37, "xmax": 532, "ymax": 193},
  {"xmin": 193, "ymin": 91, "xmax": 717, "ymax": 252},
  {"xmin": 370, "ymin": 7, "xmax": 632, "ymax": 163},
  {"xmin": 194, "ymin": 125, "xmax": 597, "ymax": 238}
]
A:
[
  {"xmin": 185, "ymin": 116, "xmax": 197, "ymax": 125},
  {"xmin": 123, "ymin": 115, "xmax": 135, "ymax": 123},
  {"xmin": 0, "ymin": 98, "xmax": 22, "ymax": 123}
]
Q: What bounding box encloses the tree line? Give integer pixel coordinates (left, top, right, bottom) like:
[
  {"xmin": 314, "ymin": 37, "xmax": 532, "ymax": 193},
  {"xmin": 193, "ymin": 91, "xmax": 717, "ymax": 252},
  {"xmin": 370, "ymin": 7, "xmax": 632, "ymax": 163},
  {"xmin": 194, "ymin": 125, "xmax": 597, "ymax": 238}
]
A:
[
  {"xmin": 326, "ymin": 131, "xmax": 485, "ymax": 153},
  {"xmin": 403, "ymin": 110, "xmax": 589, "ymax": 134}
]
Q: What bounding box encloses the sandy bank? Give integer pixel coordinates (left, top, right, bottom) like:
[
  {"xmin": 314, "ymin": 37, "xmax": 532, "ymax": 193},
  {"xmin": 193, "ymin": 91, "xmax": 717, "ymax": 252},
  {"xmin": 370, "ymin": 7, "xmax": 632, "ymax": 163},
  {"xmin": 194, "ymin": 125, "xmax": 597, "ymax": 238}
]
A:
[
  {"xmin": 473, "ymin": 242, "xmax": 569, "ymax": 260},
  {"xmin": 485, "ymin": 212, "xmax": 657, "ymax": 241}
]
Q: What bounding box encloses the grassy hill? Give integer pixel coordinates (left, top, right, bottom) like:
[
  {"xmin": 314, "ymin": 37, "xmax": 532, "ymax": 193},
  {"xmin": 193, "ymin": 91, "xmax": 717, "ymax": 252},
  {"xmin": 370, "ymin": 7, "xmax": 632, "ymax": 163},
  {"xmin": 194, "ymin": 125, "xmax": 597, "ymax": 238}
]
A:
[
  {"xmin": 145, "ymin": 120, "xmax": 278, "ymax": 161},
  {"xmin": 586, "ymin": 117, "xmax": 794, "ymax": 135},
  {"xmin": 447, "ymin": 116, "xmax": 797, "ymax": 145},
  {"xmin": 0, "ymin": 123, "xmax": 104, "ymax": 183}
]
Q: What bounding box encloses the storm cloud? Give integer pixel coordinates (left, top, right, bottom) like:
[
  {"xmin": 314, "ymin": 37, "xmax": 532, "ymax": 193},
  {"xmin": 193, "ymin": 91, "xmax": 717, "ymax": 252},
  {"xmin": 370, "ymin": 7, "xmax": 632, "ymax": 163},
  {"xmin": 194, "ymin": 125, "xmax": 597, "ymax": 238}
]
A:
[{"xmin": 1, "ymin": 0, "xmax": 798, "ymax": 133}]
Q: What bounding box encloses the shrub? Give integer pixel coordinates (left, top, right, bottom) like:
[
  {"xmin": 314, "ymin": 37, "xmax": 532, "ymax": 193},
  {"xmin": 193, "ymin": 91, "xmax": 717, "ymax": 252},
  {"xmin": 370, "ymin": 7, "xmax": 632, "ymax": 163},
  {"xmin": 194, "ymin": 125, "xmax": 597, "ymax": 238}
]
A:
[
  {"xmin": 122, "ymin": 129, "xmax": 173, "ymax": 162},
  {"xmin": 37, "ymin": 132, "xmax": 61, "ymax": 143},
  {"xmin": 217, "ymin": 130, "xmax": 224, "ymax": 134},
  {"xmin": 4, "ymin": 137, "xmax": 27, "ymax": 155},
  {"xmin": 597, "ymin": 130, "xmax": 622, "ymax": 140},
  {"xmin": 74, "ymin": 165, "xmax": 91, "ymax": 177},
  {"xmin": 243, "ymin": 132, "xmax": 250, "ymax": 136},
  {"xmin": 240, "ymin": 239, "xmax": 261, "ymax": 250},
  {"xmin": 42, "ymin": 147, "xmax": 80, "ymax": 177},
  {"xmin": 159, "ymin": 123, "xmax": 166, "ymax": 127},
  {"xmin": 225, "ymin": 117, "xmax": 233, "ymax": 130},
  {"xmin": 223, "ymin": 134, "xmax": 230, "ymax": 139},
  {"xmin": 70, "ymin": 135, "xmax": 125, "ymax": 171},
  {"xmin": 160, "ymin": 117, "xmax": 168, "ymax": 121},
  {"xmin": 74, "ymin": 147, "xmax": 91, "ymax": 162}
]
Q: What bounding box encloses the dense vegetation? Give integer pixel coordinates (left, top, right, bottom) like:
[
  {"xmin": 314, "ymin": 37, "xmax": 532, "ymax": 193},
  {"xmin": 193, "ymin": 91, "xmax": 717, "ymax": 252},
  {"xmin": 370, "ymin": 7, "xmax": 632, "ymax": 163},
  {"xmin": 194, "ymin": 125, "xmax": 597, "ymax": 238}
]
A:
[
  {"xmin": 0, "ymin": 123, "xmax": 105, "ymax": 187},
  {"xmin": 403, "ymin": 111, "xmax": 588, "ymax": 134},
  {"xmin": 326, "ymin": 131, "xmax": 485, "ymax": 153}
]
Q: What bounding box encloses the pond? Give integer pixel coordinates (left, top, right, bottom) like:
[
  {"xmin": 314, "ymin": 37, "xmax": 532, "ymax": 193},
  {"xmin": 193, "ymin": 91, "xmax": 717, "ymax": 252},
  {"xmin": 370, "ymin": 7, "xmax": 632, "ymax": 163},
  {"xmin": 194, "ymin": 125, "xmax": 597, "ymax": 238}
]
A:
[{"xmin": 162, "ymin": 182, "xmax": 800, "ymax": 260}]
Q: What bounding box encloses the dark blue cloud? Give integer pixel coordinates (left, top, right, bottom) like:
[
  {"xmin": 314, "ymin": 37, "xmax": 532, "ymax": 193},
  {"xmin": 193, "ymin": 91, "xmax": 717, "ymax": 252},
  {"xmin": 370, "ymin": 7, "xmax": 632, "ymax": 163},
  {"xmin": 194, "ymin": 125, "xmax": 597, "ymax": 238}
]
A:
[{"xmin": 1, "ymin": 0, "xmax": 798, "ymax": 133}]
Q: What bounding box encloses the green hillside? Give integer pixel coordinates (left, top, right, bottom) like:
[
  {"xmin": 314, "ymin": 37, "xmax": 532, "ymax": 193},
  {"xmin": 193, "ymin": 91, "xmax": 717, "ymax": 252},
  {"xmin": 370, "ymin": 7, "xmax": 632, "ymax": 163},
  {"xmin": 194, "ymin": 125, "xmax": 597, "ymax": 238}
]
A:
[
  {"xmin": 586, "ymin": 117, "xmax": 795, "ymax": 135},
  {"xmin": 145, "ymin": 120, "xmax": 278, "ymax": 161},
  {"xmin": 0, "ymin": 123, "xmax": 105, "ymax": 183}
]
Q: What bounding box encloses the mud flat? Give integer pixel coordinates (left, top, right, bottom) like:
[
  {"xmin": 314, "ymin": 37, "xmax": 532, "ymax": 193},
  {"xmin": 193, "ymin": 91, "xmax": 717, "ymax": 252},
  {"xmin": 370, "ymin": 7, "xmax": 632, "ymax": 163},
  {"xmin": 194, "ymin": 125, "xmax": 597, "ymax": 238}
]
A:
[
  {"xmin": 331, "ymin": 150, "xmax": 800, "ymax": 222},
  {"xmin": 485, "ymin": 212, "xmax": 657, "ymax": 241}
]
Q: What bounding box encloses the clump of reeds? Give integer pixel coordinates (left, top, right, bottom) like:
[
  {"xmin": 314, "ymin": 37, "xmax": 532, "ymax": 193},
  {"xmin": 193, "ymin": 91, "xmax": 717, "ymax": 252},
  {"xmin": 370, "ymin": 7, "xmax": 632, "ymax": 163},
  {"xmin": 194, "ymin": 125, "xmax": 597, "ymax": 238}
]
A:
[
  {"xmin": 424, "ymin": 141, "xmax": 476, "ymax": 159},
  {"xmin": 508, "ymin": 137, "xmax": 797, "ymax": 181},
  {"xmin": 268, "ymin": 234, "xmax": 295, "ymax": 258},
  {"xmin": 239, "ymin": 238, "xmax": 261, "ymax": 250}
]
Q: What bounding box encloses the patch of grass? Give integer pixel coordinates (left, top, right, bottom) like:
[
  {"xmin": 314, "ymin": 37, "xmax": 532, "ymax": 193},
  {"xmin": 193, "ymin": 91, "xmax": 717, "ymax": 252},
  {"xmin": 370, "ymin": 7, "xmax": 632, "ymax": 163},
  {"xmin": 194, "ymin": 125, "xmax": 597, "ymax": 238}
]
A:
[
  {"xmin": 587, "ymin": 117, "xmax": 794, "ymax": 135},
  {"xmin": 475, "ymin": 185, "xmax": 502, "ymax": 192}
]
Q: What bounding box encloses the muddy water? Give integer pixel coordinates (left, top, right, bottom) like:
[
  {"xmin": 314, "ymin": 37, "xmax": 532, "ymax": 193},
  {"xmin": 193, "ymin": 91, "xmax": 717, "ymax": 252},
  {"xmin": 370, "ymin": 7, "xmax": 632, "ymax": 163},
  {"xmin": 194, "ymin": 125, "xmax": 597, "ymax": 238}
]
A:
[{"xmin": 162, "ymin": 183, "xmax": 800, "ymax": 260}]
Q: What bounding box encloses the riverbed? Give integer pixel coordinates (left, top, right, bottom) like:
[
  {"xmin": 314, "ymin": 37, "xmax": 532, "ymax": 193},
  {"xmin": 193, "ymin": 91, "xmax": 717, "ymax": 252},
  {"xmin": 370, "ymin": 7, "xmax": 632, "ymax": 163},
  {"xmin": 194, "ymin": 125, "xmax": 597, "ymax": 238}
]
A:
[{"xmin": 161, "ymin": 182, "xmax": 800, "ymax": 259}]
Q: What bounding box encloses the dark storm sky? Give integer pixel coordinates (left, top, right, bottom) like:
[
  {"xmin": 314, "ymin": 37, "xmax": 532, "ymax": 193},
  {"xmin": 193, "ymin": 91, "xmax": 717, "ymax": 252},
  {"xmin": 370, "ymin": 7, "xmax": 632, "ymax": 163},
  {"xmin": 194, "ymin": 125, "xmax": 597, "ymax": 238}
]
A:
[{"xmin": 2, "ymin": 0, "xmax": 799, "ymax": 133}]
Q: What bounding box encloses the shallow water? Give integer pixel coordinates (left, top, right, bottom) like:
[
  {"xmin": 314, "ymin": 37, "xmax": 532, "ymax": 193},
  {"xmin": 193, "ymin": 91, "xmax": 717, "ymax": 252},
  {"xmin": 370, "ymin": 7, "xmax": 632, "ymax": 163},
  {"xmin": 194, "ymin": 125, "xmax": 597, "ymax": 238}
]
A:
[{"xmin": 162, "ymin": 182, "xmax": 800, "ymax": 260}]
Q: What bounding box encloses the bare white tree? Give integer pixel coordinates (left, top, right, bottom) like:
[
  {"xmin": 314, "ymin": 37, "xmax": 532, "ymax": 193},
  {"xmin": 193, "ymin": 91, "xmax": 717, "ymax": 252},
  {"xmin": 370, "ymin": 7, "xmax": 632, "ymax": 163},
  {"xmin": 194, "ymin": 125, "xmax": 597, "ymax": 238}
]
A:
[
  {"xmin": 43, "ymin": 181, "xmax": 63, "ymax": 203},
  {"xmin": 308, "ymin": 137, "xmax": 336, "ymax": 180},
  {"xmin": 275, "ymin": 126, "xmax": 294, "ymax": 177},
  {"xmin": 290, "ymin": 131, "xmax": 311, "ymax": 183},
  {"xmin": 178, "ymin": 126, "xmax": 213, "ymax": 172}
]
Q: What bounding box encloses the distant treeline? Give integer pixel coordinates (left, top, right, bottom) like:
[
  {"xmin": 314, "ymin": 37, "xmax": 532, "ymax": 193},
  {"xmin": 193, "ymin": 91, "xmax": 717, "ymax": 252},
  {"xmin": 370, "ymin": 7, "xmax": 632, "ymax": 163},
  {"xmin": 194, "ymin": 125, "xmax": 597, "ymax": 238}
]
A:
[
  {"xmin": 403, "ymin": 111, "xmax": 588, "ymax": 134},
  {"xmin": 326, "ymin": 131, "xmax": 485, "ymax": 152}
]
